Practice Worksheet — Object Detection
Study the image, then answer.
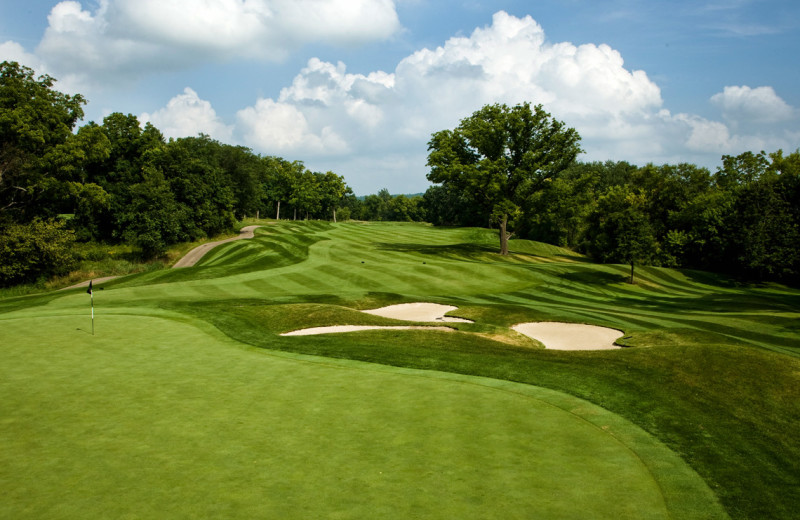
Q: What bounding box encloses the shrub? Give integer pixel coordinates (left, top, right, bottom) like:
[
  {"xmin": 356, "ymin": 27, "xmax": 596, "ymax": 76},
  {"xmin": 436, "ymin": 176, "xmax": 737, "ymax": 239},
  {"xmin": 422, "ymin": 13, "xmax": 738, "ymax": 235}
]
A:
[{"xmin": 0, "ymin": 218, "xmax": 77, "ymax": 286}]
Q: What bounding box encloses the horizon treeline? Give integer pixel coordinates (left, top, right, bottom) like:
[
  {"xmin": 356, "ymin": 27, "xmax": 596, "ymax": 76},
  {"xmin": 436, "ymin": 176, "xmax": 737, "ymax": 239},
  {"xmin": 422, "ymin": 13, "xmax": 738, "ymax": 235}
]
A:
[
  {"xmin": 2, "ymin": 60, "xmax": 798, "ymax": 287},
  {"xmin": 423, "ymin": 152, "xmax": 800, "ymax": 285}
]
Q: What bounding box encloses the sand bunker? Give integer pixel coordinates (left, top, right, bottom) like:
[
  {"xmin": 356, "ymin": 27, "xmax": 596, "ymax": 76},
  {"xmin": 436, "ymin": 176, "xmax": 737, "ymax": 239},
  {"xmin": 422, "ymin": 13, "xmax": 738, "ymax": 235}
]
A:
[
  {"xmin": 362, "ymin": 303, "xmax": 473, "ymax": 323},
  {"xmin": 512, "ymin": 322, "xmax": 623, "ymax": 351},
  {"xmin": 281, "ymin": 302, "xmax": 471, "ymax": 336},
  {"xmin": 281, "ymin": 325, "xmax": 453, "ymax": 336}
]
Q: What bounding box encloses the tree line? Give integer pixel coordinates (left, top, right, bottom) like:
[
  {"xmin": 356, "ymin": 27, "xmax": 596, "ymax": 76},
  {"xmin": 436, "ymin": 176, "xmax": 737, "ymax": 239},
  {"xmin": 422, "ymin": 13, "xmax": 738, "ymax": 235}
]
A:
[
  {"xmin": 423, "ymin": 102, "xmax": 800, "ymax": 285},
  {"xmin": 0, "ymin": 61, "xmax": 354, "ymax": 285},
  {"xmin": 2, "ymin": 60, "xmax": 798, "ymax": 287}
]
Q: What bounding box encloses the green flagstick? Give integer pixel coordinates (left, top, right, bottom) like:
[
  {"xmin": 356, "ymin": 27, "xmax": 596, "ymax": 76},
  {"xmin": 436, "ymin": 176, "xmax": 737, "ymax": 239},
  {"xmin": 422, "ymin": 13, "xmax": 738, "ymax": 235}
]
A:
[{"xmin": 87, "ymin": 280, "xmax": 94, "ymax": 335}]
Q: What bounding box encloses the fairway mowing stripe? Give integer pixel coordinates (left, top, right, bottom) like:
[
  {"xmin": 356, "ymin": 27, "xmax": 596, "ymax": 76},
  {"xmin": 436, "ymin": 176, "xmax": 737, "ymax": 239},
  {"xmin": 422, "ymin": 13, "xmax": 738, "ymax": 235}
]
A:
[
  {"xmin": 241, "ymin": 278, "xmax": 287, "ymax": 295},
  {"xmin": 504, "ymin": 287, "xmax": 611, "ymax": 308},
  {"xmin": 318, "ymin": 264, "xmax": 393, "ymax": 290},
  {"xmin": 379, "ymin": 268, "xmax": 442, "ymax": 288},
  {"xmin": 197, "ymin": 241, "xmax": 258, "ymax": 266},
  {"xmin": 181, "ymin": 283, "xmax": 246, "ymax": 301},
  {"xmin": 541, "ymin": 308, "xmax": 650, "ymax": 333},
  {"xmin": 279, "ymin": 271, "xmax": 338, "ymax": 293},
  {"xmin": 667, "ymin": 317, "xmax": 800, "ymax": 352},
  {"xmin": 333, "ymin": 264, "xmax": 435, "ymax": 292},
  {"xmin": 635, "ymin": 267, "xmax": 736, "ymax": 295},
  {"xmin": 489, "ymin": 292, "xmax": 710, "ymax": 333}
]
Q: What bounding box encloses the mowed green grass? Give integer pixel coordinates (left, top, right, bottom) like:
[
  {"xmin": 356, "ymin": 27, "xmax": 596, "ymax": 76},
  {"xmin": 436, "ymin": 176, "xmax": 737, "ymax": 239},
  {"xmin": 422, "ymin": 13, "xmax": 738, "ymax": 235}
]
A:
[
  {"xmin": 2, "ymin": 221, "xmax": 799, "ymax": 519},
  {"xmin": 0, "ymin": 315, "xmax": 711, "ymax": 519}
]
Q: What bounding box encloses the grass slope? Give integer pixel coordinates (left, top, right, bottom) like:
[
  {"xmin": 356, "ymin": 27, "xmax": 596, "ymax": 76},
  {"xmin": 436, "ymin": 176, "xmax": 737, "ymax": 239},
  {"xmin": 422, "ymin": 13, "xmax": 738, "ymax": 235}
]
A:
[{"xmin": 2, "ymin": 221, "xmax": 799, "ymax": 519}]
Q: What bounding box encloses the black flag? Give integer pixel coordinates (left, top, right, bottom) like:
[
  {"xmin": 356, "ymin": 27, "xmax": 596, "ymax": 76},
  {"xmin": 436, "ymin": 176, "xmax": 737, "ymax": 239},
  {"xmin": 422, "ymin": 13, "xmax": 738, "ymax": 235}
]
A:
[{"xmin": 87, "ymin": 280, "xmax": 94, "ymax": 335}]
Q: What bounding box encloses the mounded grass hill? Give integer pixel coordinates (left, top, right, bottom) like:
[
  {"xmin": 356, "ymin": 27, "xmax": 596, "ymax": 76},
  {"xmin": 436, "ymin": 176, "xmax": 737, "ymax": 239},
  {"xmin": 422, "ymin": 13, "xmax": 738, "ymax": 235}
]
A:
[{"xmin": 2, "ymin": 221, "xmax": 798, "ymax": 519}]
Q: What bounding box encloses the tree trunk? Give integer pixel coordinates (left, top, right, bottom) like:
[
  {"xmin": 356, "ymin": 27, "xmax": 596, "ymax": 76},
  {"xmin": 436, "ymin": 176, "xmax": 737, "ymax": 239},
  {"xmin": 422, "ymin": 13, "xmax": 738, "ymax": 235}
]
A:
[
  {"xmin": 276, "ymin": 200, "xmax": 280, "ymax": 220},
  {"xmin": 630, "ymin": 262, "xmax": 635, "ymax": 284},
  {"xmin": 256, "ymin": 210, "xmax": 259, "ymax": 220},
  {"xmin": 333, "ymin": 207, "xmax": 337, "ymax": 223},
  {"xmin": 499, "ymin": 214, "xmax": 509, "ymax": 256},
  {"xmin": 293, "ymin": 207, "xmax": 297, "ymax": 221}
]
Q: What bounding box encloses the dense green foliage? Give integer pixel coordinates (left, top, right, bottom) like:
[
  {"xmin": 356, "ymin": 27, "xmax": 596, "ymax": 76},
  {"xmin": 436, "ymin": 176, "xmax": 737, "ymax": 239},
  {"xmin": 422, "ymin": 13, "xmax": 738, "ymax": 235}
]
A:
[
  {"xmin": 427, "ymin": 102, "xmax": 582, "ymax": 255},
  {"xmin": 346, "ymin": 189, "xmax": 426, "ymax": 222},
  {"xmin": 0, "ymin": 218, "xmax": 77, "ymax": 285},
  {"xmin": 426, "ymin": 153, "xmax": 800, "ymax": 285}
]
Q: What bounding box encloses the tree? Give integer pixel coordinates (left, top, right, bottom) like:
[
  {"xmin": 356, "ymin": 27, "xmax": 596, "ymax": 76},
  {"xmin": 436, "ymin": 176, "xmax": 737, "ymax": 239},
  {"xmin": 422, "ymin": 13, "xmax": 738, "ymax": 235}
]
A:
[
  {"xmin": 79, "ymin": 113, "xmax": 165, "ymax": 241},
  {"xmin": 265, "ymin": 158, "xmax": 301, "ymax": 220},
  {"xmin": 587, "ymin": 186, "xmax": 656, "ymax": 284},
  {"xmin": 0, "ymin": 218, "xmax": 77, "ymax": 286},
  {"xmin": 715, "ymin": 150, "xmax": 769, "ymax": 189},
  {"xmin": 290, "ymin": 169, "xmax": 321, "ymax": 220},
  {"xmin": 427, "ymin": 102, "xmax": 582, "ymax": 255},
  {"xmin": 519, "ymin": 164, "xmax": 599, "ymax": 248},
  {"xmin": 117, "ymin": 168, "xmax": 187, "ymax": 258},
  {"xmin": 215, "ymin": 143, "xmax": 263, "ymax": 219},
  {"xmin": 150, "ymin": 136, "xmax": 236, "ymax": 238},
  {"xmin": 422, "ymin": 184, "xmax": 488, "ymax": 227},
  {"xmin": 722, "ymin": 152, "xmax": 800, "ymax": 283},
  {"xmin": 0, "ymin": 61, "xmax": 86, "ymax": 222},
  {"xmin": 318, "ymin": 171, "xmax": 347, "ymax": 222}
]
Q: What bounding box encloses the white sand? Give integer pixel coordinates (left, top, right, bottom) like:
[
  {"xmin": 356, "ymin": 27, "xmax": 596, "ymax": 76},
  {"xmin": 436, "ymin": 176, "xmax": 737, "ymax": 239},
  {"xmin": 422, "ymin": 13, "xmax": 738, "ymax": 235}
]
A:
[
  {"xmin": 512, "ymin": 322, "xmax": 623, "ymax": 350},
  {"xmin": 361, "ymin": 302, "xmax": 473, "ymax": 323},
  {"xmin": 281, "ymin": 302, "xmax": 470, "ymax": 336},
  {"xmin": 281, "ymin": 325, "xmax": 453, "ymax": 336}
]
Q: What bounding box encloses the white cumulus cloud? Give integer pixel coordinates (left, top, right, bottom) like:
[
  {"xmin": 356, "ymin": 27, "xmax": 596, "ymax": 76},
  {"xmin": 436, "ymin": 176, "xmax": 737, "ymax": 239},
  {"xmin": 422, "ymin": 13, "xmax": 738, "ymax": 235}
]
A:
[
  {"xmin": 711, "ymin": 85, "xmax": 795, "ymax": 125},
  {"xmin": 232, "ymin": 11, "xmax": 675, "ymax": 189},
  {"xmin": 0, "ymin": 41, "xmax": 46, "ymax": 73},
  {"xmin": 236, "ymin": 97, "xmax": 348, "ymax": 154},
  {"xmin": 232, "ymin": 11, "xmax": 796, "ymax": 190},
  {"xmin": 140, "ymin": 88, "xmax": 234, "ymax": 142},
  {"xmin": 33, "ymin": 0, "xmax": 400, "ymax": 83}
]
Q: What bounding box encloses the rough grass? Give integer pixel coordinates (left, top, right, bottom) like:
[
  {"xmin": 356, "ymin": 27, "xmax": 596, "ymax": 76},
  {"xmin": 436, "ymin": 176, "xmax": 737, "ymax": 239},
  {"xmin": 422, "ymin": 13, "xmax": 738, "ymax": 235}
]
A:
[{"xmin": 2, "ymin": 220, "xmax": 799, "ymax": 519}]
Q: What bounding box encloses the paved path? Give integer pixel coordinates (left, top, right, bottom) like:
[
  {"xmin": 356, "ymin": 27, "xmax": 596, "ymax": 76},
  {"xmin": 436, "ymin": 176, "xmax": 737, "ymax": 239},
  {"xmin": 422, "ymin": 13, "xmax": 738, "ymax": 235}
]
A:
[
  {"xmin": 65, "ymin": 225, "xmax": 262, "ymax": 289},
  {"xmin": 66, "ymin": 275, "xmax": 120, "ymax": 290},
  {"xmin": 173, "ymin": 225, "xmax": 261, "ymax": 268}
]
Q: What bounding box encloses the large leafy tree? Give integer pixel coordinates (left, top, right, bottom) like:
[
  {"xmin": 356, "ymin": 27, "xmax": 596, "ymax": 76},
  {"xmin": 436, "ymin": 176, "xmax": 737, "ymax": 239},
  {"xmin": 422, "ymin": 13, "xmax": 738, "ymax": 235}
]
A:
[
  {"xmin": 587, "ymin": 185, "xmax": 656, "ymax": 284},
  {"xmin": 722, "ymin": 150, "xmax": 800, "ymax": 283},
  {"xmin": 0, "ymin": 61, "xmax": 88, "ymax": 221},
  {"xmin": 264, "ymin": 158, "xmax": 302, "ymax": 220},
  {"xmin": 318, "ymin": 170, "xmax": 347, "ymax": 222},
  {"xmin": 427, "ymin": 102, "xmax": 582, "ymax": 255},
  {"xmin": 290, "ymin": 169, "xmax": 321, "ymax": 220}
]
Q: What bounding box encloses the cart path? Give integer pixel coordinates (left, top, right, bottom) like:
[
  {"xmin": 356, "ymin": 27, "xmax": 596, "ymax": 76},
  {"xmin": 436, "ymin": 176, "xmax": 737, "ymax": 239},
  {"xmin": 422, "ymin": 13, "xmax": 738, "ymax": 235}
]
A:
[
  {"xmin": 65, "ymin": 225, "xmax": 263, "ymax": 289},
  {"xmin": 173, "ymin": 225, "xmax": 262, "ymax": 268}
]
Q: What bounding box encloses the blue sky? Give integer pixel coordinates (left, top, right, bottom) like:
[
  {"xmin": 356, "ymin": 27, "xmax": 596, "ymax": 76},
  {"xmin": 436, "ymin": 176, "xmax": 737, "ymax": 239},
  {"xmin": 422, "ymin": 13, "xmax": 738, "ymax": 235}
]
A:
[{"xmin": 2, "ymin": 0, "xmax": 798, "ymax": 194}]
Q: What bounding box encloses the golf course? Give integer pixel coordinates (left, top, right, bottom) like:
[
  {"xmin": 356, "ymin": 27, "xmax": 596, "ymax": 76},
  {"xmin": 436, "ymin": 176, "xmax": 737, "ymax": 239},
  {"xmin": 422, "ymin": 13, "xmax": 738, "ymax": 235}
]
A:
[{"xmin": 2, "ymin": 221, "xmax": 799, "ymax": 519}]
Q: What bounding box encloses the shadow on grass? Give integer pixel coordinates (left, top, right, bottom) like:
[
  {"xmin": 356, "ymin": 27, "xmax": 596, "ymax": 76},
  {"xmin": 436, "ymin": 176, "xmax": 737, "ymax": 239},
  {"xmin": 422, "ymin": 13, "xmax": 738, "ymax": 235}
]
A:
[
  {"xmin": 376, "ymin": 242, "xmax": 582, "ymax": 264},
  {"xmin": 559, "ymin": 270, "xmax": 629, "ymax": 285}
]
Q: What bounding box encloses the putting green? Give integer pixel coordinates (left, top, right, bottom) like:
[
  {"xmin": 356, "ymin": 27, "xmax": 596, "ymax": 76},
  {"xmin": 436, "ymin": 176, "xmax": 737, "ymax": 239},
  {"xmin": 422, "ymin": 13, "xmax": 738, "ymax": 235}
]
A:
[{"xmin": 0, "ymin": 313, "xmax": 723, "ymax": 519}]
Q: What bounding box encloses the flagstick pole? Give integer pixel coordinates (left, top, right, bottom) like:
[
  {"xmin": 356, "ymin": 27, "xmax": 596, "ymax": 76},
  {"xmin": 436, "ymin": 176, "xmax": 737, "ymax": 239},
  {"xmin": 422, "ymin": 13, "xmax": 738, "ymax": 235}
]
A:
[{"xmin": 87, "ymin": 279, "xmax": 94, "ymax": 336}]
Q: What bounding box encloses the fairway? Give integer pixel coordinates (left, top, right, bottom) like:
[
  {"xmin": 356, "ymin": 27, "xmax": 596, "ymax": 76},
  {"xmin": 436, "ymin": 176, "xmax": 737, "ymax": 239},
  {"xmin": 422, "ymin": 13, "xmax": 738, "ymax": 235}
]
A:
[{"xmin": 2, "ymin": 221, "xmax": 798, "ymax": 519}]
